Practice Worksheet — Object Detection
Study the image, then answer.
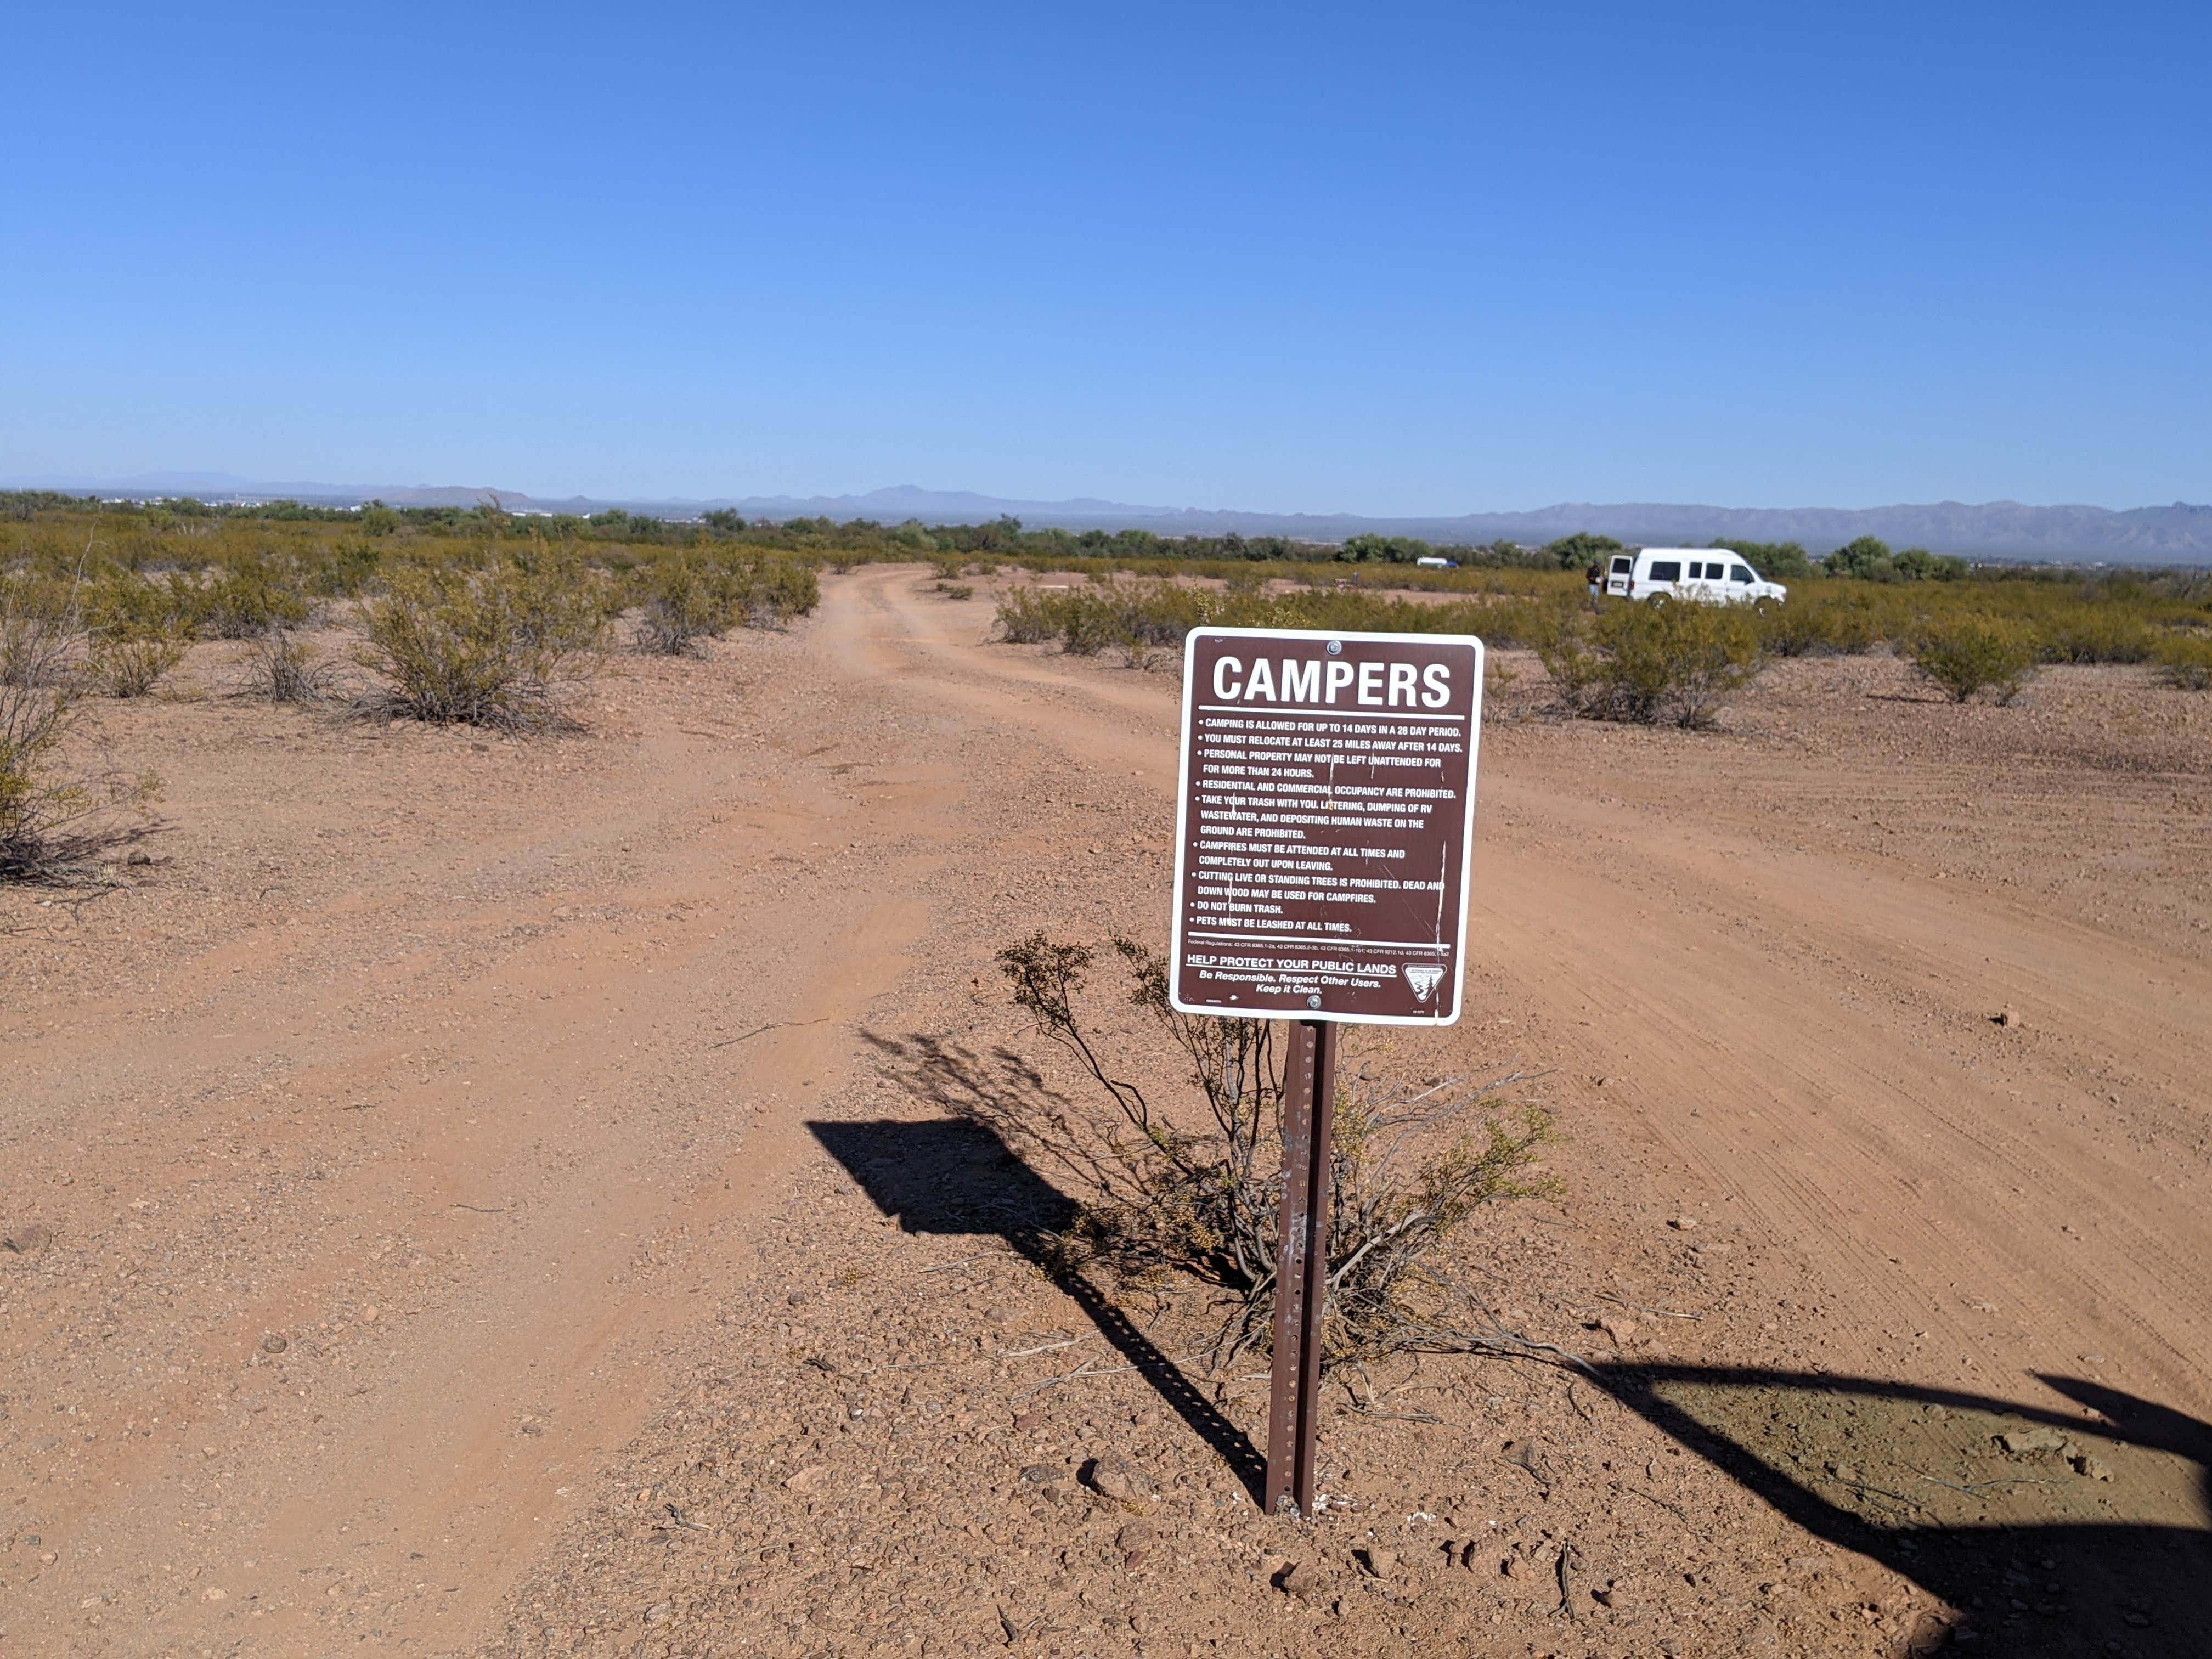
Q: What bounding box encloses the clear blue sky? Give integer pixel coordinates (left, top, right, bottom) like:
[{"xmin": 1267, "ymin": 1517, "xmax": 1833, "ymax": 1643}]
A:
[{"xmin": 3, "ymin": 2, "xmax": 2206, "ymax": 512}]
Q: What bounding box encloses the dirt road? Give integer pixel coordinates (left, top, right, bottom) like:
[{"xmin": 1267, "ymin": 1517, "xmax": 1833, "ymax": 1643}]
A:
[{"xmin": 4, "ymin": 563, "xmax": 2206, "ymax": 1655}]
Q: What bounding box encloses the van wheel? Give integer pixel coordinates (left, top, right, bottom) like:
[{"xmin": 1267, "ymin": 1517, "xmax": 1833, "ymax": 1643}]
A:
[{"xmin": 1646, "ymin": 593, "xmax": 1669, "ymax": 607}]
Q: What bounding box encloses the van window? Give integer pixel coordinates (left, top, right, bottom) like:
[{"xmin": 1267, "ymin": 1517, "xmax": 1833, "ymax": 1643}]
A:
[
  {"xmin": 1731, "ymin": 563, "xmax": 1754, "ymax": 583},
  {"xmin": 1648, "ymin": 560, "xmax": 1681, "ymax": 583},
  {"xmin": 1610, "ymin": 556, "xmax": 1632, "ymax": 574}
]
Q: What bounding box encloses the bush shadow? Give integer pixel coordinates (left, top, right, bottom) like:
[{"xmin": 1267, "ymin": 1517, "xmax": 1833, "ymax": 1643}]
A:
[
  {"xmin": 1593, "ymin": 1361, "xmax": 2211, "ymax": 1656},
  {"xmin": 814, "ymin": 1036, "xmax": 1266, "ymax": 1500}
]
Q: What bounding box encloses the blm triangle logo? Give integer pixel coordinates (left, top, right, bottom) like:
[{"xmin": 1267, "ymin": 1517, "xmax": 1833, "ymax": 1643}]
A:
[{"xmin": 1404, "ymin": 964, "xmax": 1445, "ymax": 1004}]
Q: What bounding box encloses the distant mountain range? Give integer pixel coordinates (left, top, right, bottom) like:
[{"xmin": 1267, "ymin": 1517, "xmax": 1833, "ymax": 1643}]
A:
[{"xmin": 10, "ymin": 473, "xmax": 2211, "ymax": 564}]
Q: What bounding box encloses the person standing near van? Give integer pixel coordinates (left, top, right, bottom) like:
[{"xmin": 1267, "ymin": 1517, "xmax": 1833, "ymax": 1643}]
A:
[{"xmin": 1585, "ymin": 562, "xmax": 1603, "ymax": 607}]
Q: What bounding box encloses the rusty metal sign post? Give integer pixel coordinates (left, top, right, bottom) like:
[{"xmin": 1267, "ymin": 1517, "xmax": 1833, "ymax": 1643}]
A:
[{"xmin": 1167, "ymin": 626, "xmax": 1485, "ymax": 1517}]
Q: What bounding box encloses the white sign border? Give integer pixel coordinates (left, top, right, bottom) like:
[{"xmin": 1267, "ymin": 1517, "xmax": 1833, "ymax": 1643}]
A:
[{"xmin": 1166, "ymin": 624, "xmax": 1485, "ymax": 1027}]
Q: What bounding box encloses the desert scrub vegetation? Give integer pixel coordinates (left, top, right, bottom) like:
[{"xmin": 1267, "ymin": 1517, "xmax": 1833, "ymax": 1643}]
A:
[
  {"xmin": 1906, "ymin": 618, "xmax": 2040, "ymax": 703},
  {"xmin": 972, "ymin": 934, "xmax": 1556, "ymax": 1370},
  {"xmin": 995, "ymin": 576, "xmax": 1559, "ymax": 661},
  {"xmin": 353, "ymin": 557, "xmax": 612, "ymax": 729},
  {"xmin": 1, "ymin": 576, "xmax": 157, "ymax": 877},
  {"xmin": 1536, "ymin": 598, "xmax": 1767, "ymax": 727},
  {"xmin": 2152, "ymin": 632, "xmax": 2212, "ymax": 691},
  {"xmin": 237, "ymin": 629, "xmax": 337, "ymax": 706},
  {"xmin": 631, "ymin": 546, "xmax": 819, "ymax": 653}
]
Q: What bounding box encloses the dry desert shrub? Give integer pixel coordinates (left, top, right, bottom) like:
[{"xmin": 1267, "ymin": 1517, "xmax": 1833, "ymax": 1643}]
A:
[
  {"xmin": 1, "ymin": 579, "xmax": 159, "ymax": 877},
  {"xmin": 353, "ymin": 558, "xmax": 611, "ymax": 730},
  {"xmin": 981, "ymin": 934, "xmax": 1556, "ymax": 1370},
  {"xmin": 237, "ymin": 629, "xmax": 338, "ymax": 705}
]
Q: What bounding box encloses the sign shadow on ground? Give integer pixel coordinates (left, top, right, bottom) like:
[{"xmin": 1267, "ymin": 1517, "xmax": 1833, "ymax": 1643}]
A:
[
  {"xmin": 1594, "ymin": 1362, "xmax": 2211, "ymax": 1657},
  {"xmin": 811, "ymin": 1063, "xmax": 1266, "ymax": 1499}
]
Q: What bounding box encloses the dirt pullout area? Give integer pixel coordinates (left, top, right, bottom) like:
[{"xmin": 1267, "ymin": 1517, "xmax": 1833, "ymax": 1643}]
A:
[{"xmin": 4, "ymin": 565, "xmax": 2208, "ymax": 1657}]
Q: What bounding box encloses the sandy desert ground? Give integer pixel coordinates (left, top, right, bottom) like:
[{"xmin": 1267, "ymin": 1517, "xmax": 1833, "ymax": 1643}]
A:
[{"xmin": 3, "ymin": 565, "xmax": 2209, "ymax": 1658}]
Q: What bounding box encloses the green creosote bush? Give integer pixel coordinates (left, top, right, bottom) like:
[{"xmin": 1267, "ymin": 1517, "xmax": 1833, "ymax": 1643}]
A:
[
  {"xmin": 633, "ymin": 548, "xmax": 820, "ymax": 654},
  {"xmin": 994, "ymin": 585, "xmax": 1063, "ymax": 644},
  {"xmin": 1906, "ymin": 618, "xmax": 2040, "ymax": 704},
  {"xmin": 1756, "ymin": 591, "xmax": 1881, "ymax": 657},
  {"xmin": 634, "ymin": 553, "xmax": 729, "ymax": 656},
  {"xmin": 88, "ymin": 627, "xmax": 189, "ymax": 698},
  {"xmin": 353, "ymin": 558, "xmax": 612, "ymax": 730},
  {"xmin": 1536, "ymin": 598, "xmax": 1765, "ymax": 727},
  {"xmin": 309, "ymin": 540, "xmax": 383, "ymax": 599},
  {"xmin": 978, "ymin": 934, "xmax": 1556, "ymax": 1369},
  {"xmin": 2152, "ymin": 633, "xmax": 2212, "ymax": 691},
  {"xmin": 195, "ymin": 555, "xmax": 312, "ymax": 638},
  {"xmin": 2035, "ymin": 609, "xmax": 2156, "ymax": 665}
]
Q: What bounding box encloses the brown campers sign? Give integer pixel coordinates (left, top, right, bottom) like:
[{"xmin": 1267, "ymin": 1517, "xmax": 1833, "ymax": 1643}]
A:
[{"xmin": 1169, "ymin": 627, "xmax": 1484, "ymax": 1025}]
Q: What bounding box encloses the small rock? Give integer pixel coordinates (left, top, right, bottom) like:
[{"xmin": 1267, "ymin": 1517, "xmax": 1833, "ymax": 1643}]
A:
[
  {"xmin": 983, "ymin": 1308, "xmax": 1015, "ymax": 1326},
  {"xmin": 1116, "ymin": 1521, "xmax": 1155, "ymax": 1550},
  {"xmin": 2073, "ymin": 1454, "xmax": 2113, "ymax": 1481},
  {"xmin": 1667, "ymin": 1216, "xmax": 1699, "ymax": 1231},
  {"xmin": 1993, "ymin": 1008, "xmax": 2023, "ymax": 1028},
  {"xmin": 127, "ymin": 850, "xmax": 153, "ymax": 866},
  {"xmin": 260, "ymin": 1334, "xmax": 289, "ymax": 1355},
  {"xmin": 1019, "ymin": 1463, "xmax": 1062, "ymax": 1485},
  {"xmin": 1259, "ymin": 1551, "xmax": 1294, "ymax": 1587},
  {"xmin": 203, "ymin": 1588, "xmax": 227, "ymax": 1602},
  {"xmin": 1085, "ymin": 1453, "xmax": 1155, "ymax": 1504},
  {"xmin": 1355, "ymin": 1547, "xmax": 1396, "ymax": 1580},
  {"xmin": 1997, "ymin": 1427, "xmax": 2067, "ymax": 1455},
  {"xmin": 360, "ymin": 1305, "xmax": 378, "ymax": 1323},
  {"xmin": 783, "ymin": 1465, "xmax": 827, "ymax": 1493},
  {"xmin": 1591, "ymin": 1581, "xmax": 1617, "ymax": 1608},
  {"xmin": 1013, "ymin": 1411, "xmax": 1046, "ymax": 1432},
  {"xmin": 643, "ymin": 1601, "xmax": 673, "ymax": 1625},
  {"xmin": 1502, "ymin": 1554, "xmax": 1528, "ymax": 1579},
  {"xmin": 1600, "ymin": 1316, "xmax": 1639, "ymax": 1346},
  {"xmin": 2, "ymin": 1224, "xmax": 55, "ymax": 1255},
  {"xmin": 1277, "ymin": 1562, "xmax": 1334, "ymax": 1604}
]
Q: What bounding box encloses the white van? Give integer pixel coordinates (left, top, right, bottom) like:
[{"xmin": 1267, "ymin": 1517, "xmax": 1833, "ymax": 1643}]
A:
[{"xmin": 1604, "ymin": 548, "xmax": 1787, "ymax": 605}]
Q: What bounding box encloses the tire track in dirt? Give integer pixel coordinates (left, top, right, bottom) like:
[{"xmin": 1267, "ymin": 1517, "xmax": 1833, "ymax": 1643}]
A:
[{"xmin": 1, "ymin": 598, "xmax": 964, "ymax": 1653}]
